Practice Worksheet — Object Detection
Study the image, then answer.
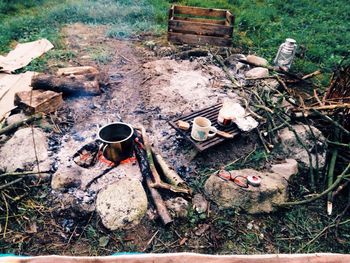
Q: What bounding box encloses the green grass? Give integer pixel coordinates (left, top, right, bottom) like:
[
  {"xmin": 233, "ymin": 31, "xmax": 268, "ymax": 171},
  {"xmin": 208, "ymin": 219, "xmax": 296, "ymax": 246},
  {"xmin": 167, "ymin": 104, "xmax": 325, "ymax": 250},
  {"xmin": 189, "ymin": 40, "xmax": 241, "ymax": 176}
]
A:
[{"xmin": 1, "ymin": 0, "xmax": 349, "ymax": 78}]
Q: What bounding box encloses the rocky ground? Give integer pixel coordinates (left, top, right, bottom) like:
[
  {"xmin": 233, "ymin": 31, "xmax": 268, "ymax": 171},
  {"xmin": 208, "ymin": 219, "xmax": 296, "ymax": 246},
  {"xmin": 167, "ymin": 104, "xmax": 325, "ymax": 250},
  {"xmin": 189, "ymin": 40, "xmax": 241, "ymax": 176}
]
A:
[{"xmin": 0, "ymin": 24, "xmax": 349, "ymax": 255}]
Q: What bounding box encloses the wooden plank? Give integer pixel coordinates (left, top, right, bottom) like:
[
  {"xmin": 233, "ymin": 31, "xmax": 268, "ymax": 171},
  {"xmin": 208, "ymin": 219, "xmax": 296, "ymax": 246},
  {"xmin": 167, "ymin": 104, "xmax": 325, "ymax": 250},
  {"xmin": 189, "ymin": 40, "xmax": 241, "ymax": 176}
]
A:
[
  {"xmin": 57, "ymin": 66, "xmax": 99, "ymax": 77},
  {"xmin": 226, "ymin": 11, "xmax": 235, "ymax": 26},
  {"xmin": 14, "ymin": 90, "xmax": 63, "ymax": 114},
  {"xmin": 172, "ymin": 16, "xmax": 225, "ymax": 25},
  {"xmin": 169, "ymin": 5, "xmax": 174, "ymax": 20},
  {"xmin": 174, "ymin": 5, "xmax": 227, "ymax": 18},
  {"xmin": 168, "ymin": 20, "xmax": 233, "ymax": 37},
  {"xmin": 168, "ymin": 32, "xmax": 232, "ymax": 47}
]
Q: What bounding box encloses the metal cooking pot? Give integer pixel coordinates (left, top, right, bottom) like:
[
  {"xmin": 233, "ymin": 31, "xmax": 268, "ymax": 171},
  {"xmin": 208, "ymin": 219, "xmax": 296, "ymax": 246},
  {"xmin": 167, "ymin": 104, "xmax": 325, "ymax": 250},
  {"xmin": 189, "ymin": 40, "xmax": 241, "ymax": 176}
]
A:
[{"xmin": 97, "ymin": 122, "xmax": 134, "ymax": 163}]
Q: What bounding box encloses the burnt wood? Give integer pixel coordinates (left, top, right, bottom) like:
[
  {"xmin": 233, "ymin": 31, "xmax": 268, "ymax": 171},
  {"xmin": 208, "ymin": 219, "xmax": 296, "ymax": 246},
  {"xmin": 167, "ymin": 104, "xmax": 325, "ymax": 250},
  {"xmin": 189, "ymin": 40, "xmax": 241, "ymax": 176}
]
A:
[
  {"xmin": 31, "ymin": 73, "xmax": 101, "ymax": 96},
  {"xmin": 169, "ymin": 103, "xmax": 240, "ymax": 152}
]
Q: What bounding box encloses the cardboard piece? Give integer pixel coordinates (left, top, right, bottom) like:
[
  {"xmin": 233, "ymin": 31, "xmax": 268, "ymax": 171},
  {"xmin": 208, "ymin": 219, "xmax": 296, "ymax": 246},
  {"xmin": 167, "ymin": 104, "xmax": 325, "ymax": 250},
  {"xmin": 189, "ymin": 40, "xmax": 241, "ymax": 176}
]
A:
[
  {"xmin": 0, "ymin": 72, "xmax": 36, "ymax": 118},
  {"xmin": 0, "ymin": 39, "xmax": 53, "ymax": 72}
]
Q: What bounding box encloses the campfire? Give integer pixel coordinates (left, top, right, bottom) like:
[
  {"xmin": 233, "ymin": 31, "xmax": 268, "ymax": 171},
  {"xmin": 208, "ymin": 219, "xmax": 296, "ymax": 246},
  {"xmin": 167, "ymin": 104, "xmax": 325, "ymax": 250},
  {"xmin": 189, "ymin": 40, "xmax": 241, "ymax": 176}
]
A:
[{"xmin": 0, "ymin": 17, "xmax": 349, "ymax": 257}]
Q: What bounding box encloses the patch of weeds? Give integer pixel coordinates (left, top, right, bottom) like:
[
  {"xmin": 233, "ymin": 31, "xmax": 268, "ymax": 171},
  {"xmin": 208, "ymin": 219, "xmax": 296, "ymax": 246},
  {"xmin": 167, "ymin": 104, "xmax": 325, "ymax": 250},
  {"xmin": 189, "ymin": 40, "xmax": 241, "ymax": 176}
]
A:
[{"xmin": 91, "ymin": 50, "xmax": 113, "ymax": 65}]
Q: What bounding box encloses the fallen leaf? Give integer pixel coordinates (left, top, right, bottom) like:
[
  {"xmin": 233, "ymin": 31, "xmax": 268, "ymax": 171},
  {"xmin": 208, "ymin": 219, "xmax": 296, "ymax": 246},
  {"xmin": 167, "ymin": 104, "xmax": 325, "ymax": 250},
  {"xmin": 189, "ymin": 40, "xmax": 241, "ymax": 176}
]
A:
[{"xmin": 179, "ymin": 237, "xmax": 188, "ymax": 246}]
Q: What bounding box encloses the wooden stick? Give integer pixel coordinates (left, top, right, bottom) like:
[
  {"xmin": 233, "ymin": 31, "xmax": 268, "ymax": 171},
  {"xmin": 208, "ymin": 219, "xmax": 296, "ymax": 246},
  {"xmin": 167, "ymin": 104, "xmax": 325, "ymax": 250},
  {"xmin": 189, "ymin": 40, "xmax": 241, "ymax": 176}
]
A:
[
  {"xmin": 213, "ymin": 53, "xmax": 241, "ymax": 88},
  {"xmin": 302, "ymin": 70, "xmax": 321, "ymax": 80},
  {"xmin": 277, "ymin": 163, "xmax": 350, "ymax": 206},
  {"xmin": 153, "ymin": 152, "xmax": 191, "ymax": 193},
  {"xmin": 133, "ymin": 132, "xmax": 173, "ymax": 225},
  {"xmin": 298, "ymin": 218, "xmax": 350, "ymax": 252},
  {"xmin": 327, "ymin": 149, "xmax": 338, "ymax": 215},
  {"xmin": 0, "ymin": 171, "xmax": 50, "ymax": 179},
  {"xmin": 295, "ymin": 104, "xmax": 350, "ymax": 111},
  {"xmin": 0, "ymin": 178, "xmax": 24, "ymax": 190},
  {"xmin": 146, "ymin": 177, "xmax": 173, "ymax": 225},
  {"xmin": 0, "ymin": 113, "xmax": 43, "ymax": 136},
  {"xmin": 140, "ymin": 127, "xmax": 191, "ymax": 194},
  {"xmin": 311, "ymin": 109, "xmax": 350, "ymax": 136}
]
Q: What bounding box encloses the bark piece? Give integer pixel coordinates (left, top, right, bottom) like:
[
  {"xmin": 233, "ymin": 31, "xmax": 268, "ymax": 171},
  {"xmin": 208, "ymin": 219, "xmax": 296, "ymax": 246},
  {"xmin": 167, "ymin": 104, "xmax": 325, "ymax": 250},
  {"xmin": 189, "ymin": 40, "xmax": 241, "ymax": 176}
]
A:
[
  {"xmin": 31, "ymin": 73, "xmax": 101, "ymax": 96},
  {"xmin": 14, "ymin": 90, "xmax": 63, "ymax": 114},
  {"xmin": 57, "ymin": 66, "xmax": 99, "ymax": 77}
]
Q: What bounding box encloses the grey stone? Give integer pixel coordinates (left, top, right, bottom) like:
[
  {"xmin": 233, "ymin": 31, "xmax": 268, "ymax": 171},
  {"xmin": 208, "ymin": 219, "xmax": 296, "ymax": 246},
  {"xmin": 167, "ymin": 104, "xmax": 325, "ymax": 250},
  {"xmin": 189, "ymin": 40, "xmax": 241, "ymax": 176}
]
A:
[
  {"xmin": 5, "ymin": 113, "xmax": 26, "ymax": 126},
  {"xmin": 0, "ymin": 127, "xmax": 51, "ymax": 173},
  {"xmin": 245, "ymin": 67, "xmax": 269, "ymax": 78},
  {"xmin": 192, "ymin": 193, "xmax": 208, "ymax": 213},
  {"xmin": 278, "ymin": 125, "xmax": 326, "ymax": 169},
  {"xmin": 96, "ymin": 178, "xmax": 148, "ymax": 230},
  {"xmin": 225, "ymin": 54, "xmax": 246, "ymax": 67},
  {"xmin": 246, "ymin": 55, "xmax": 268, "ymax": 66},
  {"xmin": 204, "ymin": 169, "xmax": 289, "ymax": 214},
  {"xmin": 165, "ymin": 197, "xmax": 189, "ymax": 218},
  {"xmin": 271, "ymin": 159, "xmax": 298, "ymax": 180}
]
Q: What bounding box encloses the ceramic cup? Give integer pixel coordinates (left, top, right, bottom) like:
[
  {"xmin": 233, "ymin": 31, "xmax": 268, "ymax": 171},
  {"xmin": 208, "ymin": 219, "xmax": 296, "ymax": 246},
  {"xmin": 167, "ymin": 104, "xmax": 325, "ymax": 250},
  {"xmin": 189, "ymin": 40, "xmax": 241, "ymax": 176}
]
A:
[{"xmin": 191, "ymin": 117, "xmax": 217, "ymax": 141}]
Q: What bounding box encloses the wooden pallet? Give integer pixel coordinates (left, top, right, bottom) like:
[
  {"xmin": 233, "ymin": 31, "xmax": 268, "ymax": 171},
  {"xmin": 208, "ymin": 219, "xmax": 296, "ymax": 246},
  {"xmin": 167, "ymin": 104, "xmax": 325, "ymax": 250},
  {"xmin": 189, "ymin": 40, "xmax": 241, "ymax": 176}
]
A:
[
  {"xmin": 168, "ymin": 5, "xmax": 234, "ymax": 47},
  {"xmin": 169, "ymin": 103, "xmax": 240, "ymax": 152}
]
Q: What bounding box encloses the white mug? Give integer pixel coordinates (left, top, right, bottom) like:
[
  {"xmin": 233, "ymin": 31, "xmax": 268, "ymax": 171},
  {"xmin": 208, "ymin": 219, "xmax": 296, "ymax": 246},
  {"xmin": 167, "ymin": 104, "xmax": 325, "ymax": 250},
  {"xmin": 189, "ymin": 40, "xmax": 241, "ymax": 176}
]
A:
[{"xmin": 191, "ymin": 117, "xmax": 217, "ymax": 141}]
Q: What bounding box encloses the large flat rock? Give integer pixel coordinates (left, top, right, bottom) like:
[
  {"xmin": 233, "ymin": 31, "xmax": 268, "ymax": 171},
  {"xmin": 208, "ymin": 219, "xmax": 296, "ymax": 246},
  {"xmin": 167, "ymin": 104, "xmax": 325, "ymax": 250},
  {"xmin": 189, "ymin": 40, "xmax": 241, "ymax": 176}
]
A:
[
  {"xmin": 96, "ymin": 178, "xmax": 148, "ymax": 230},
  {"xmin": 204, "ymin": 169, "xmax": 289, "ymax": 214},
  {"xmin": 278, "ymin": 124, "xmax": 326, "ymax": 169},
  {"xmin": 0, "ymin": 127, "xmax": 51, "ymax": 173}
]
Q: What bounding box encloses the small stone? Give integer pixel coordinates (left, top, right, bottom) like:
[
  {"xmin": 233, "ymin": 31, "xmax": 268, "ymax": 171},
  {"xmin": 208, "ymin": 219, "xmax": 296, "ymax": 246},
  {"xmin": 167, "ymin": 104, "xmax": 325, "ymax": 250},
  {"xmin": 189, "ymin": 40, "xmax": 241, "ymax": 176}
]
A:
[
  {"xmin": 245, "ymin": 67, "xmax": 269, "ymax": 79},
  {"xmin": 0, "ymin": 127, "xmax": 51, "ymax": 173},
  {"xmin": 165, "ymin": 197, "xmax": 189, "ymax": 218},
  {"xmin": 271, "ymin": 159, "xmax": 298, "ymax": 181},
  {"xmin": 246, "ymin": 55, "xmax": 268, "ymax": 66},
  {"xmin": 204, "ymin": 169, "xmax": 289, "ymax": 214},
  {"xmin": 5, "ymin": 113, "xmax": 26, "ymax": 126},
  {"xmin": 225, "ymin": 54, "xmax": 247, "ymax": 67},
  {"xmin": 192, "ymin": 193, "xmax": 208, "ymax": 213},
  {"xmin": 96, "ymin": 178, "xmax": 148, "ymax": 230}
]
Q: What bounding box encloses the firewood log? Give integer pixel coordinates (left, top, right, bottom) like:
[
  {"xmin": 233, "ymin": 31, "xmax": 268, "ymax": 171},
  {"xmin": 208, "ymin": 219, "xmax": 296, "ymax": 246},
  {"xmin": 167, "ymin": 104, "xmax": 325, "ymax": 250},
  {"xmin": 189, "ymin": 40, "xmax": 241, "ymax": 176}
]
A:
[{"xmin": 31, "ymin": 73, "xmax": 101, "ymax": 96}]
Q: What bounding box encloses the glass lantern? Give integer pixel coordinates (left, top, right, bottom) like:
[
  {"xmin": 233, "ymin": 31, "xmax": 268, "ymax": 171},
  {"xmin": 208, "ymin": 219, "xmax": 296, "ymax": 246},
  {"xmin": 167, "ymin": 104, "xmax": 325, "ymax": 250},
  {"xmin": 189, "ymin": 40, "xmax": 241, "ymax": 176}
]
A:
[{"xmin": 273, "ymin": 38, "xmax": 297, "ymax": 70}]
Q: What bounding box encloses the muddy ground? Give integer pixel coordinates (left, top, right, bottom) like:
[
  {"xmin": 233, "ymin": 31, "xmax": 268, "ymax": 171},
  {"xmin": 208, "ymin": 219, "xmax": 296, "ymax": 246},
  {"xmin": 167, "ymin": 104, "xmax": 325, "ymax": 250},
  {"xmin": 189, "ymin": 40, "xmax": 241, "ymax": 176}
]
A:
[{"xmin": 1, "ymin": 24, "xmax": 349, "ymax": 256}]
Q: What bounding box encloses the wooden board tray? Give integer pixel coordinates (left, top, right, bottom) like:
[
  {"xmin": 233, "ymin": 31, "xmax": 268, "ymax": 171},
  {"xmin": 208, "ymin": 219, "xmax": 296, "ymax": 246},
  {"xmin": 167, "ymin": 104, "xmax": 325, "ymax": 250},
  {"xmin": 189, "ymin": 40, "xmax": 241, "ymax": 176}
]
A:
[
  {"xmin": 169, "ymin": 103, "xmax": 240, "ymax": 152},
  {"xmin": 168, "ymin": 5, "xmax": 234, "ymax": 47}
]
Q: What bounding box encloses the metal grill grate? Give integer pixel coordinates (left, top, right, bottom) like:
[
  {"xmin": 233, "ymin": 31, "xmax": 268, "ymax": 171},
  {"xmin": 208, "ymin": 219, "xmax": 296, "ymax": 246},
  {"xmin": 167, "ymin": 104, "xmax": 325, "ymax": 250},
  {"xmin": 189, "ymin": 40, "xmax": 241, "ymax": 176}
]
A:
[{"xmin": 169, "ymin": 103, "xmax": 240, "ymax": 152}]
